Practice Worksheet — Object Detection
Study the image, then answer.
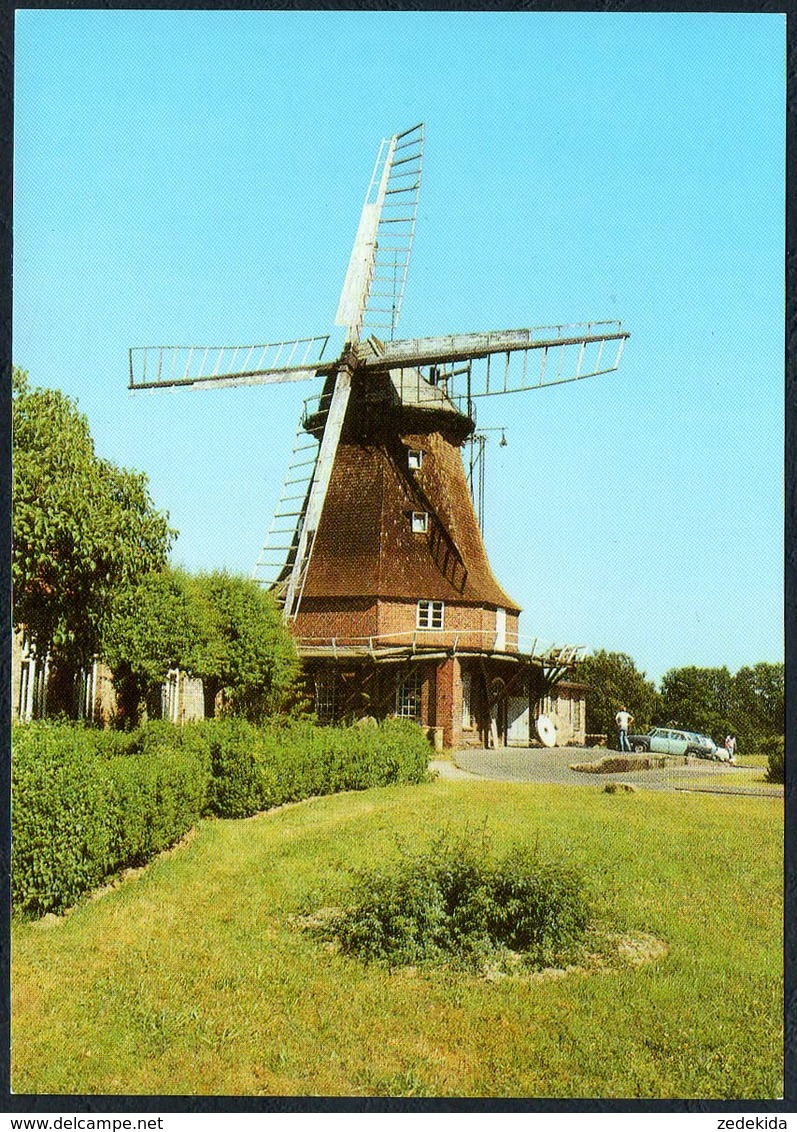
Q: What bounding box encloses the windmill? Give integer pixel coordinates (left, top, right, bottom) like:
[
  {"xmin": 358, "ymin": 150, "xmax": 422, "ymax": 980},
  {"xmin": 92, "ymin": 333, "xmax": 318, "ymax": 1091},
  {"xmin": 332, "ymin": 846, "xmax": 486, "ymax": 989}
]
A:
[{"xmin": 129, "ymin": 122, "xmax": 628, "ymax": 747}]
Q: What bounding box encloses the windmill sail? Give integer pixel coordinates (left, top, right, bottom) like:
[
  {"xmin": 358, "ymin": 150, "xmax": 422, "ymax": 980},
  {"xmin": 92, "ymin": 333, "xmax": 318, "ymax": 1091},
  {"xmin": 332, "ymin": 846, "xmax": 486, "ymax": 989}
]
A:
[
  {"xmin": 335, "ymin": 123, "xmax": 423, "ymax": 345},
  {"xmin": 127, "ymin": 337, "xmax": 333, "ymax": 391},
  {"xmin": 362, "ymin": 321, "xmax": 629, "ymax": 403}
]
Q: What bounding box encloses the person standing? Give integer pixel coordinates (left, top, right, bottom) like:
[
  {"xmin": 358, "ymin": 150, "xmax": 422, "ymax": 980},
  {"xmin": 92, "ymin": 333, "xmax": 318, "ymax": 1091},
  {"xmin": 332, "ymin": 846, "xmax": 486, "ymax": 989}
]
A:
[
  {"xmin": 725, "ymin": 734, "xmax": 737, "ymax": 764},
  {"xmin": 616, "ymin": 706, "xmax": 634, "ymax": 752}
]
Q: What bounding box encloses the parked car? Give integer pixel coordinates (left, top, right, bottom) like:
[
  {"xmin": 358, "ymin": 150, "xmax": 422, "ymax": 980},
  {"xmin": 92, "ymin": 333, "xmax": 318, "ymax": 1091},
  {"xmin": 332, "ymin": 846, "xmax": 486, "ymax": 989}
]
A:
[
  {"xmin": 628, "ymin": 727, "xmax": 724, "ymax": 759},
  {"xmin": 627, "ymin": 727, "xmax": 693, "ymax": 755},
  {"xmin": 686, "ymin": 732, "xmax": 724, "ymax": 760}
]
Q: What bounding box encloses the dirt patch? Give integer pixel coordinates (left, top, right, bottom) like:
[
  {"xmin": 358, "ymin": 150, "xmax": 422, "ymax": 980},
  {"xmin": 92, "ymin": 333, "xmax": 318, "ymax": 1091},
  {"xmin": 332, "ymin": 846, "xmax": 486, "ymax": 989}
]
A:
[
  {"xmin": 602, "ymin": 782, "xmax": 638, "ymax": 794},
  {"xmin": 481, "ymin": 930, "xmax": 668, "ymax": 983}
]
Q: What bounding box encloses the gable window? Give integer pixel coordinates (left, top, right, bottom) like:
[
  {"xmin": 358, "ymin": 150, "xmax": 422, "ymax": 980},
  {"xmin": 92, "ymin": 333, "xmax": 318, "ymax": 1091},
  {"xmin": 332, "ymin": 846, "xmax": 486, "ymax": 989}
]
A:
[
  {"xmin": 411, "ymin": 511, "xmax": 428, "ymax": 534},
  {"xmin": 417, "ymin": 600, "xmax": 444, "ymax": 630},
  {"xmin": 408, "ymin": 448, "xmax": 424, "ymax": 470}
]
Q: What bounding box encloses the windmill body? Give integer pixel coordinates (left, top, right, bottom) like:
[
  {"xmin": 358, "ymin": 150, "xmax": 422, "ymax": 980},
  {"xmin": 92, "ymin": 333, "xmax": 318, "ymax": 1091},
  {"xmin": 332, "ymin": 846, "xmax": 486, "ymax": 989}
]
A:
[{"xmin": 130, "ymin": 123, "xmax": 628, "ymax": 747}]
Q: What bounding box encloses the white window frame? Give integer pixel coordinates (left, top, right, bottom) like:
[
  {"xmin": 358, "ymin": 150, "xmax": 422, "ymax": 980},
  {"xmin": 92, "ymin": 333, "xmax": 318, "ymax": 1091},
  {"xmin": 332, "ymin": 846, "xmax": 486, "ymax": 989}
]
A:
[
  {"xmin": 417, "ymin": 600, "xmax": 444, "ymax": 630},
  {"xmin": 410, "ymin": 511, "xmax": 428, "ymax": 534},
  {"xmin": 408, "ymin": 448, "xmax": 424, "ymax": 470}
]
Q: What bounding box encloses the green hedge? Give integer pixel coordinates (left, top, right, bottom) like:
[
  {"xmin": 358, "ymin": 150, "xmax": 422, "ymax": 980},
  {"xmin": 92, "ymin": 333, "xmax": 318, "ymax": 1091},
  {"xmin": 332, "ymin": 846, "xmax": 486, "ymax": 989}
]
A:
[
  {"xmin": 12, "ymin": 717, "xmax": 431, "ymax": 917},
  {"xmin": 12, "ymin": 722, "xmax": 210, "ymax": 917}
]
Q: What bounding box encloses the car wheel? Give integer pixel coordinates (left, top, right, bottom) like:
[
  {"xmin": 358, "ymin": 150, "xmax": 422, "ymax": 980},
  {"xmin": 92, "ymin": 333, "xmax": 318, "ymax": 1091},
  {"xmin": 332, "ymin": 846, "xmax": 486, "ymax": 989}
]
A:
[{"xmin": 633, "ymin": 743, "xmax": 646, "ymax": 753}]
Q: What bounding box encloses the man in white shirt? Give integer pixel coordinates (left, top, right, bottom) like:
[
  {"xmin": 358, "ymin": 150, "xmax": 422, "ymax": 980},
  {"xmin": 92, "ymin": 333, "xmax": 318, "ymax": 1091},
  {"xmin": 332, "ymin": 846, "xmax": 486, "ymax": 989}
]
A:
[{"xmin": 615, "ymin": 706, "xmax": 634, "ymax": 752}]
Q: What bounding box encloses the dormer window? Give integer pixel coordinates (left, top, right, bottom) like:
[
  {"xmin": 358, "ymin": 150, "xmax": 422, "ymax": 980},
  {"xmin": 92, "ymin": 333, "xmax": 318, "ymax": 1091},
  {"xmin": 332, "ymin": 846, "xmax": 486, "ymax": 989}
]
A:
[
  {"xmin": 408, "ymin": 448, "xmax": 424, "ymax": 470},
  {"xmin": 417, "ymin": 600, "xmax": 444, "ymax": 630},
  {"xmin": 411, "ymin": 511, "xmax": 428, "ymax": 534}
]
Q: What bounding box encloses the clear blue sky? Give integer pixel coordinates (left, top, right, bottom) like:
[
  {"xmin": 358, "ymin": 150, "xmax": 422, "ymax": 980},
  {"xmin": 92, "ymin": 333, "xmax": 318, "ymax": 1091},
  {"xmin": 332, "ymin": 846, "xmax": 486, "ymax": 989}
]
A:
[{"xmin": 13, "ymin": 10, "xmax": 785, "ymax": 686}]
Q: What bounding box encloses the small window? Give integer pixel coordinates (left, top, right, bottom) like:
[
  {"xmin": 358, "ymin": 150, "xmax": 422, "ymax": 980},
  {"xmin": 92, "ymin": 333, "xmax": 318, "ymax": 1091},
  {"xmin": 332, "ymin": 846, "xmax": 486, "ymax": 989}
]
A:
[
  {"xmin": 417, "ymin": 600, "xmax": 444, "ymax": 630},
  {"xmin": 408, "ymin": 449, "xmax": 424, "ymax": 470},
  {"xmin": 411, "ymin": 511, "xmax": 428, "ymax": 534}
]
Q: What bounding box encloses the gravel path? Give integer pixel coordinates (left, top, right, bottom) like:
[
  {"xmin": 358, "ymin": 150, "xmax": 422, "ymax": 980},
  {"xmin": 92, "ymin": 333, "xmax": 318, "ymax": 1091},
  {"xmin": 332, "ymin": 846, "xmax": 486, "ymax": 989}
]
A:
[{"xmin": 431, "ymin": 747, "xmax": 782, "ymax": 798}]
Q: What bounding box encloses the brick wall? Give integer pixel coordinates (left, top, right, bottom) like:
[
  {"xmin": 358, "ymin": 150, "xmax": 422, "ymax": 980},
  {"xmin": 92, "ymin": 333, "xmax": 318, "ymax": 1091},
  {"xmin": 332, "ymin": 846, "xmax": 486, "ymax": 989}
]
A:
[{"xmin": 293, "ymin": 597, "xmax": 378, "ymax": 644}]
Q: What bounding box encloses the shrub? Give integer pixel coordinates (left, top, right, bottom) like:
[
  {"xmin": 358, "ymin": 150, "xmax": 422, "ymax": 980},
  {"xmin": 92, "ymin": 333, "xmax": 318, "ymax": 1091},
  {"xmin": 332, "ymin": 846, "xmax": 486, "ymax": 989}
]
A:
[
  {"xmin": 761, "ymin": 734, "xmax": 784, "ymax": 784},
  {"xmin": 327, "ymin": 832, "xmax": 591, "ymax": 971},
  {"xmin": 12, "ymin": 722, "xmax": 210, "ymax": 917}
]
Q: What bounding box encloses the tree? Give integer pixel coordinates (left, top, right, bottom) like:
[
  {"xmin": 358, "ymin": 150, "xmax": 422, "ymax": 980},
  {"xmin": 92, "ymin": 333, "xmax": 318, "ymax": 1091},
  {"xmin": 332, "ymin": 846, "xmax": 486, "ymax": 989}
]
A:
[
  {"xmin": 575, "ymin": 650, "xmax": 659, "ymax": 743},
  {"xmin": 657, "ymin": 666, "xmax": 734, "ymax": 745},
  {"xmin": 189, "ymin": 571, "xmax": 301, "ymax": 721},
  {"xmin": 732, "ymin": 662, "xmax": 784, "ymax": 747},
  {"xmin": 12, "ymin": 368, "xmax": 174, "ymax": 664},
  {"xmin": 102, "ymin": 568, "xmax": 208, "ymax": 723}
]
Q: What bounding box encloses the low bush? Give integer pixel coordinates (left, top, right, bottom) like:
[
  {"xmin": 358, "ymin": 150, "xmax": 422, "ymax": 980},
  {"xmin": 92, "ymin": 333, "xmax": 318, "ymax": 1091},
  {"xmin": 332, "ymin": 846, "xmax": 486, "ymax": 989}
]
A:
[
  {"xmin": 12, "ymin": 716, "xmax": 431, "ymax": 916},
  {"xmin": 761, "ymin": 734, "xmax": 784, "ymax": 784},
  {"xmin": 326, "ymin": 832, "xmax": 591, "ymax": 971}
]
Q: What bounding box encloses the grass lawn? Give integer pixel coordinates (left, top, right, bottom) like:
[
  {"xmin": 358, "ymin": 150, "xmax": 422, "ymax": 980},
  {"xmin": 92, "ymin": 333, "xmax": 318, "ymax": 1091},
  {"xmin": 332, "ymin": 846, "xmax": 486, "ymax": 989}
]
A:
[{"xmin": 12, "ymin": 779, "xmax": 782, "ymax": 1098}]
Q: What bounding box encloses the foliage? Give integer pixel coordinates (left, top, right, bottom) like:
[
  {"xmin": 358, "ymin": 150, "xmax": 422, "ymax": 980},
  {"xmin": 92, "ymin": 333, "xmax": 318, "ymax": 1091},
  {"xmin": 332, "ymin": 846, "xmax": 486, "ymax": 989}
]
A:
[
  {"xmin": 327, "ymin": 831, "xmax": 591, "ymax": 971},
  {"xmin": 11, "ymin": 717, "xmax": 431, "ymax": 914},
  {"xmin": 576, "ymin": 650, "xmax": 659, "ymax": 740},
  {"xmin": 204, "ymin": 719, "xmax": 264, "ymax": 819},
  {"xmin": 657, "ymin": 662, "xmax": 784, "ymax": 750},
  {"xmin": 761, "ymin": 734, "xmax": 784, "ymax": 784},
  {"xmin": 102, "ymin": 568, "xmax": 209, "ymax": 723},
  {"xmin": 206, "ymin": 717, "xmax": 431, "ymax": 817},
  {"xmin": 187, "ymin": 571, "xmax": 301, "ymax": 722},
  {"xmin": 732, "ymin": 662, "xmax": 784, "ymax": 750},
  {"xmin": 12, "ymin": 368, "xmax": 174, "ymax": 663},
  {"xmin": 656, "ymin": 665, "xmax": 734, "ymax": 743},
  {"xmin": 11, "ymin": 722, "xmax": 209, "ymax": 917}
]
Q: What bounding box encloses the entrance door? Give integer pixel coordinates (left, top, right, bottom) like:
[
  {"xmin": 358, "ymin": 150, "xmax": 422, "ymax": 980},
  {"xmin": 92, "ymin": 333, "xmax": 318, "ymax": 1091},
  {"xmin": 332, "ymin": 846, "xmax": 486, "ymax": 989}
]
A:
[{"xmin": 506, "ymin": 695, "xmax": 530, "ymax": 746}]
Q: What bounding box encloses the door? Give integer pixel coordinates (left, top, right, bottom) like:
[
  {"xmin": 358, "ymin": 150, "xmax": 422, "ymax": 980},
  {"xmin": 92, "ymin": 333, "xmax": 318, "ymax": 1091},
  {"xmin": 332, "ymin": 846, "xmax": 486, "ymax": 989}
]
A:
[
  {"xmin": 667, "ymin": 729, "xmax": 689, "ymax": 755},
  {"xmin": 506, "ymin": 695, "xmax": 530, "ymax": 746}
]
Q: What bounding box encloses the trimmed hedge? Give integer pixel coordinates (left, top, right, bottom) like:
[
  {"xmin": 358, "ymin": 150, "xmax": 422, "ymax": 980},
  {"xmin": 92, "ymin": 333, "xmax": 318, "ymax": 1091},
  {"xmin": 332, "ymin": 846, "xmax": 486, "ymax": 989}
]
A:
[
  {"xmin": 12, "ymin": 722, "xmax": 210, "ymax": 917},
  {"xmin": 12, "ymin": 717, "xmax": 431, "ymax": 917}
]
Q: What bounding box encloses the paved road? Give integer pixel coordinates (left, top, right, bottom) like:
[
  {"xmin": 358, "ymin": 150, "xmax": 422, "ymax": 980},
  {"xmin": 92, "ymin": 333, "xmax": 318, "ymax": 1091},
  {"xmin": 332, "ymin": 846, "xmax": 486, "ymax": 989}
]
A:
[{"xmin": 432, "ymin": 747, "xmax": 782, "ymax": 797}]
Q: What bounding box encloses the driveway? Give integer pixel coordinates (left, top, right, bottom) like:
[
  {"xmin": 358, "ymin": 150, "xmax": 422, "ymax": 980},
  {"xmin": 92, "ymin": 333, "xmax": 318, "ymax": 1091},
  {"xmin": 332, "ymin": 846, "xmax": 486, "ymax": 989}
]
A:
[{"xmin": 435, "ymin": 746, "xmax": 782, "ymax": 798}]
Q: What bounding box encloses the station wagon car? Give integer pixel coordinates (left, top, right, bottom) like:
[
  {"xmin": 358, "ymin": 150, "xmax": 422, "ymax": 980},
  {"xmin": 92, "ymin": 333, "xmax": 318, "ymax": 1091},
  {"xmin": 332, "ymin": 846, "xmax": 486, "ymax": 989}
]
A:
[
  {"xmin": 628, "ymin": 727, "xmax": 692, "ymax": 755},
  {"xmin": 629, "ymin": 727, "xmax": 721, "ymax": 757}
]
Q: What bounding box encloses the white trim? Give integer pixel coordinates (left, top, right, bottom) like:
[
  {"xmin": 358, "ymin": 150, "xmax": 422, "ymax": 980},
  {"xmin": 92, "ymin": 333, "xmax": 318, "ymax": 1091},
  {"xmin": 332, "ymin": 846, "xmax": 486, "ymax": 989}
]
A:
[{"xmin": 417, "ymin": 599, "xmax": 444, "ymax": 630}]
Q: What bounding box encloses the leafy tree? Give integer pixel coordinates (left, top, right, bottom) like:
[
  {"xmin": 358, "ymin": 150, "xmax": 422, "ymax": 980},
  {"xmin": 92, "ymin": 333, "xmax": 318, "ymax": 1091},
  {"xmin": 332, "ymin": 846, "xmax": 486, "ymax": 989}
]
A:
[
  {"xmin": 657, "ymin": 663, "xmax": 783, "ymax": 751},
  {"xmin": 732, "ymin": 662, "xmax": 784, "ymax": 747},
  {"xmin": 575, "ymin": 650, "xmax": 659, "ymax": 743},
  {"xmin": 12, "ymin": 367, "xmax": 174, "ymax": 664},
  {"xmin": 189, "ymin": 571, "xmax": 301, "ymax": 722},
  {"xmin": 656, "ymin": 666, "xmax": 734, "ymax": 744},
  {"xmin": 102, "ymin": 568, "xmax": 209, "ymax": 723}
]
